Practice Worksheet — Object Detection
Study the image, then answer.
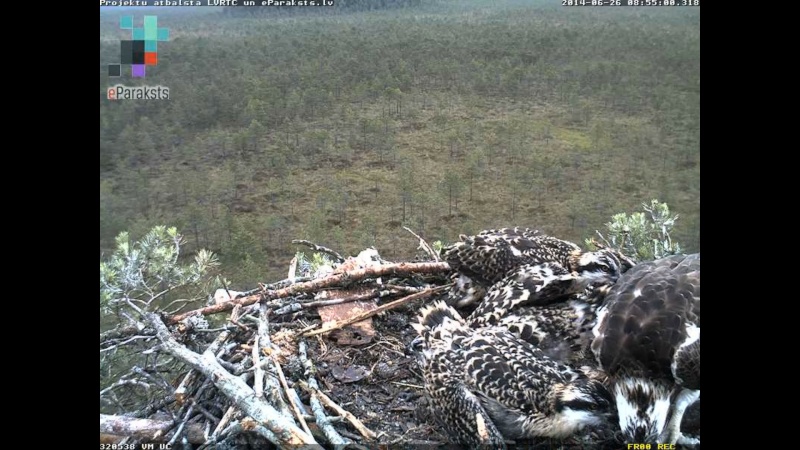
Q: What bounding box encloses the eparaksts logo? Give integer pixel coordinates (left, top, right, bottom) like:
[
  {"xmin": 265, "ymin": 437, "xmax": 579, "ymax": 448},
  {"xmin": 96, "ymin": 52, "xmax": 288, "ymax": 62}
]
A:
[{"xmin": 107, "ymin": 85, "xmax": 170, "ymax": 100}]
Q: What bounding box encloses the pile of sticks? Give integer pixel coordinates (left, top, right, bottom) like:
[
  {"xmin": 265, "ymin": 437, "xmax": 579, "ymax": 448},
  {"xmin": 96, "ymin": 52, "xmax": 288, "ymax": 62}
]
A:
[{"xmin": 100, "ymin": 239, "xmax": 451, "ymax": 449}]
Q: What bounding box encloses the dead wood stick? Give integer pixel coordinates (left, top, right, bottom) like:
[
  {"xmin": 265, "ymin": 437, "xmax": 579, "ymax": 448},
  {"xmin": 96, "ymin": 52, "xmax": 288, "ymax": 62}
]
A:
[
  {"xmin": 382, "ymin": 284, "xmax": 423, "ymax": 294},
  {"xmin": 296, "ymin": 382, "xmax": 377, "ymax": 441},
  {"xmin": 210, "ymin": 406, "xmax": 237, "ymax": 442},
  {"xmin": 100, "ymin": 414, "xmax": 206, "ymax": 444},
  {"xmin": 163, "ymin": 380, "xmax": 211, "ymax": 443},
  {"xmin": 220, "ymin": 419, "xmax": 240, "ymax": 438},
  {"xmin": 403, "ymin": 226, "xmax": 440, "ymax": 262},
  {"xmin": 273, "ymin": 303, "xmax": 303, "ymax": 316},
  {"xmin": 302, "ymin": 286, "xmax": 448, "ymax": 337},
  {"xmin": 131, "ymin": 396, "xmax": 176, "ymax": 419},
  {"xmin": 175, "ymin": 371, "xmax": 196, "ymax": 405},
  {"xmin": 100, "ymin": 324, "xmax": 154, "ymax": 343},
  {"xmin": 167, "ymin": 262, "xmax": 451, "ymax": 324},
  {"xmin": 145, "ymin": 312, "xmax": 316, "ymax": 447},
  {"xmin": 227, "ymin": 277, "xmax": 315, "ymax": 304},
  {"xmin": 292, "ymin": 239, "xmax": 346, "ymax": 263},
  {"xmin": 168, "ymin": 403, "xmax": 195, "ymax": 446},
  {"xmin": 308, "ymin": 397, "xmax": 348, "ymax": 447},
  {"xmin": 303, "ymin": 288, "xmax": 382, "ymax": 307},
  {"xmin": 239, "ymin": 418, "xmax": 284, "ymax": 448},
  {"xmin": 207, "ymin": 328, "xmax": 232, "ymax": 357},
  {"xmin": 176, "ymin": 327, "xmax": 233, "ymax": 404},
  {"xmin": 287, "ymin": 391, "xmax": 311, "ymax": 419},
  {"xmin": 256, "ymin": 302, "xmax": 292, "ymax": 419},
  {"xmin": 259, "ymin": 299, "xmax": 313, "ymax": 437},
  {"xmin": 252, "ymin": 335, "xmax": 264, "ymax": 399},
  {"xmin": 275, "ymin": 287, "xmax": 404, "ymax": 316},
  {"xmin": 213, "ymin": 419, "xmax": 281, "ymax": 449},
  {"xmin": 275, "ymin": 364, "xmax": 313, "ymax": 438},
  {"xmin": 298, "ymin": 341, "xmax": 349, "ymax": 447},
  {"xmin": 100, "ymin": 378, "xmax": 151, "ymax": 398},
  {"xmin": 189, "ymin": 398, "xmax": 220, "ymax": 425}
]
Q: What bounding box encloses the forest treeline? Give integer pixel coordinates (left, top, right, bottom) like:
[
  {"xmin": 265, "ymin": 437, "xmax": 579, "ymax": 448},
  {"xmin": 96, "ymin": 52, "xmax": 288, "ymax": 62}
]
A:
[{"xmin": 99, "ymin": 0, "xmax": 700, "ymax": 286}]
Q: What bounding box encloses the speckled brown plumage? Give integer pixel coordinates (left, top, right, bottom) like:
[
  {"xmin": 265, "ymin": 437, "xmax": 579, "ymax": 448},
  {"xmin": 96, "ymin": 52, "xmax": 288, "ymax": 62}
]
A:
[
  {"xmin": 410, "ymin": 301, "xmax": 616, "ymax": 449},
  {"xmin": 590, "ymin": 253, "xmax": 700, "ymax": 445},
  {"xmin": 465, "ymin": 279, "xmax": 610, "ymax": 366},
  {"xmin": 442, "ymin": 228, "xmax": 635, "ymax": 309},
  {"xmin": 591, "ymin": 253, "xmax": 700, "ymax": 387},
  {"xmin": 466, "ymin": 262, "xmax": 588, "ymax": 325}
]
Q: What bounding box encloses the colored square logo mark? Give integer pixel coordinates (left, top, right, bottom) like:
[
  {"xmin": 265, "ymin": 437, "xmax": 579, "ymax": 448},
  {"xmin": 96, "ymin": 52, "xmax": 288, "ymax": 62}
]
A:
[{"xmin": 108, "ymin": 15, "xmax": 168, "ymax": 79}]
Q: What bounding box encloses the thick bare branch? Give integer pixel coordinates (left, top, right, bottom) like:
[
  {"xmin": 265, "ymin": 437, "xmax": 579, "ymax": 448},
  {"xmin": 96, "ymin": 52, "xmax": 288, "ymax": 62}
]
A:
[
  {"xmin": 167, "ymin": 262, "xmax": 450, "ymax": 324},
  {"xmin": 100, "ymin": 414, "xmax": 206, "ymax": 444}
]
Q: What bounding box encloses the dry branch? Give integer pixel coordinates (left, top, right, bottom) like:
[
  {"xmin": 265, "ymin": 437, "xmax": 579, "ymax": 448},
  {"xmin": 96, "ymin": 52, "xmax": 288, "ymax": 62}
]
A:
[
  {"xmin": 168, "ymin": 402, "xmax": 196, "ymax": 446},
  {"xmin": 302, "ymin": 286, "xmax": 448, "ymax": 337},
  {"xmin": 263, "ymin": 303, "xmax": 312, "ymax": 438},
  {"xmin": 100, "ymin": 325, "xmax": 153, "ymax": 343},
  {"xmin": 255, "ymin": 302, "xmax": 292, "ymax": 419},
  {"xmin": 145, "ymin": 312, "xmax": 316, "ymax": 447},
  {"xmin": 252, "ymin": 335, "xmax": 264, "ymax": 399},
  {"xmin": 297, "ymin": 381, "xmax": 377, "ymax": 441},
  {"xmin": 210, "ymin": 406, "xmax": 237, "ymax": 442},
  {"xmin": 167, "ymin": 262, "xmax": 450, "ymax": 324},
  {"xmin": 382, "ymin": 284, "xmax": 423, "ymax": 294},
  {"xmin": 234, "ymin": 276, "xmax": 314, "ymax": 299},
  {"xmin": 291, "ymin": 239, "xmax": 346, "ymax": 263},
  {"xmin": 274, "ymin": 287, "xmax": 412, "ymax": 316},
  {"xmin": 274, "ymin": 289, "xmax": 380, "ymax": 316},
  {"xmin": 299, "ymin": 340, "xmax": 349, "ymax": 447},
  {"xmin": 174, "ymin": 371, "xmax": 196, "ymax": 405},
  {"xmin": 302, "ymin": 288, "xmax": 382, "ymax": 308},
  {"xmin": 100, "ymin": 414, "xmax": 206, "ymax": 444},
  {"xmin": 403, "ymin": 226, "xmax": 440, "ymax": 262}
]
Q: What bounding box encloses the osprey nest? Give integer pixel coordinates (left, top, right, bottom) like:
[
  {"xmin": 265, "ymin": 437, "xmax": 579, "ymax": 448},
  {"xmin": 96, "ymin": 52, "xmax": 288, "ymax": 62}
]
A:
[{"xmin": 99, "ymin": 228, "xmax": 700, "ymax": 450}]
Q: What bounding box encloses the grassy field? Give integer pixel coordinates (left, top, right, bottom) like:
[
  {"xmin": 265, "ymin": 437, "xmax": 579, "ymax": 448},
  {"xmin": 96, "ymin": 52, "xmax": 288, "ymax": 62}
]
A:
[{"xmin": 100, "ymin": 0, "xmax": 700, "ymax": 287}]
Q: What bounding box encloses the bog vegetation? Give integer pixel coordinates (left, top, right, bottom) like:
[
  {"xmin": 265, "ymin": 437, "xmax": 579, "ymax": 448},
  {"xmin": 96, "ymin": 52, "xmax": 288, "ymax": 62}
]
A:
[{"xmin": 100, "ymin": 0, "xmax": 699, "ymax": 288}]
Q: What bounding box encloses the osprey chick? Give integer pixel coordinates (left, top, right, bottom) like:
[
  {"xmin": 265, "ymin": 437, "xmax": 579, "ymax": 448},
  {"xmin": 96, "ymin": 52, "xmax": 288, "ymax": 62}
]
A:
[
  {"xmin": 410, "ymin": 301, "xmax": 615, "ymax": 449},
  {"xmin": 442, "ymin": 228, "xmax": 635, "ymax": 308}
]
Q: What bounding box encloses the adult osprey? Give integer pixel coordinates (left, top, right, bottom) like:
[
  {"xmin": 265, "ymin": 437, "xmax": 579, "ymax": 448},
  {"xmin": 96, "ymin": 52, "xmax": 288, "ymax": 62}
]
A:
[
  {"xmin": 591, "ymin": 253, "xmax": 700, "ymax": 445},
  {"xmin": 443, "ymin": 227, "xmax": 635, "ymax": 308},
  {"xmin": 410, "ymin": 301, "xmax": 616, "ymax": 449}
]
